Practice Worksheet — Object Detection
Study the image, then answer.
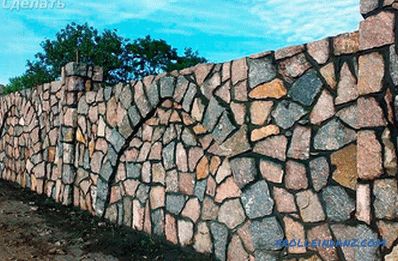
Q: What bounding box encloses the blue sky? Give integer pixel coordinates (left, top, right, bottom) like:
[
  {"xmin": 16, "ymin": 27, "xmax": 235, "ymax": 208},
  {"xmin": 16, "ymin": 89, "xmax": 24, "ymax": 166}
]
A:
[{"xmin": 0, "ymin": 0, "xmax": 361, "ymax": 85}]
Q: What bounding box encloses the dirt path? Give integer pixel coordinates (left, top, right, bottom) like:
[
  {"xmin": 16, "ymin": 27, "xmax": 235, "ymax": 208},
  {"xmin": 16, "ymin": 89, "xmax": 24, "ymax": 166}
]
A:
[{"xmin": 0, "ymin": 180, "xmax": 210, "ymax": 261}]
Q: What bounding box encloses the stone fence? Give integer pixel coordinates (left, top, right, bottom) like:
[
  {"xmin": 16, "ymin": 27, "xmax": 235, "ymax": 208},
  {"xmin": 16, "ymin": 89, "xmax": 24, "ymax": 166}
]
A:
[{"xmin": 1, "ymin": 1, "xmax": 398, "ymax": 260}]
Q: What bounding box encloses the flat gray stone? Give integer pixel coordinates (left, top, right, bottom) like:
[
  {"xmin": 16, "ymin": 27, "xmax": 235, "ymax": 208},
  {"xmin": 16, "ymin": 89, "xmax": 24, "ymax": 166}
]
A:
[
  {"xmin": 166, "ymin": 194, "xmax": 186, "ymax": 215},
  {"xmin": 331, "ymin": 224, "xmax": 380, "ymax": 261},
  {"xmin": 146, "ymin": 82, "xmax": 159, "ymax": 107},
  {"xmin": 126, "ymin": 163, "xmax": 142, "ymax": 179},
  {"xmin": 271, "ymin": 100, "xmax": 307, "ymax": 129},
  {"xmin": 241, "ymin": 180, "xmax": 274, "ymax": 219},
  {"xmin": 160, "ymin": 76, "xmax": 175, "ymax": 98},
  {"xmin": 181, "ymin": 128, "xmax": 197, "ymax": 146},
  {"xmin": 212, "ymin": 112, "xmax": 236, "ymax": 143},
  {"xmin": 255, "ymin": 251, "xmax": 277, "ymax": 261},
  {"xmin": 128, "ymin": 106, "xmax": 141, "ymax": 126},
  {"xmin": 203, "ymin": 97, "xmax": 225, "ymax": 131},
  {"xmin": 95, "ymin": 178, "xmax": 109, "ymax": 216},
  {"xmin": 162, "ymin": 141, "xmax": 176, "ymax": 170},
  {"xmin": 390, "ymin": 45, "xmax": 398, "ymax": 86},
  {"xmin": 182, "ymin": 83, "xmax": 197, "ymax": 112},
  {"xmin": 136, "ymin": 184, "xmax": 150, "ymax": 204},
  {"xmin": 322, "ymin": 186, "xmax": 355, "ymax": 221},
  {"xmin": 336, "ymin": 104, "xmax": 359, "ymax": 129},
  {"xmin": 229, "ymin": 157, "xmax": 256, "ymax": 188},
  {"xmin": 248, "ymin": 56, "xmax": 277, "ymax": 88},
  {"xmin": 216, "ymin": 125, "xmax": 251, "ymax": 157},
  {"xmin": 99, "ymin": 160, "xmax": 113, "ymax": 181},
  {"xmin": 374, "ymin": 179, "xmax": 398, "ymax": 219},
  {"xmin": 251, "ymin": 216, "xmax": 284, "ymax": 251},
  {"xmin": 109, "ymin": 129, "xmax": 125, "ymax": 152},
  {"xmin": 151, "ymin": 209, "xmax": 164, "ymax": 237},
  {"xmin": 194, "ymin": 179, "xmax": 207, "ymax": 202},
  {"xmin": 210, "ymin": 222, "xmax": 228, "ymax": 261},
  {"xmin": 309, "ymin": 157, "xmax": 329, "ymax": 192},
  {"xmin": 289, "ymin": 69, "xmax": 323, "ymax": 106},
  {"xmin": 313, "ymin": 118, "xmax": 356, "ymax": 150}
]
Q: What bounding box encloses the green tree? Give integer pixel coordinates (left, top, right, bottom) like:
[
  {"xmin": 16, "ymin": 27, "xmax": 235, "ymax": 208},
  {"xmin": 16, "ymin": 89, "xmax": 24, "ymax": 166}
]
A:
[
  {"xmin": 127, "ymin": 36, "xmax": 207, "ymax": 79},
  {"xmin": 4, "ymin": 23, "xmax": 207, "ymax": 94}
]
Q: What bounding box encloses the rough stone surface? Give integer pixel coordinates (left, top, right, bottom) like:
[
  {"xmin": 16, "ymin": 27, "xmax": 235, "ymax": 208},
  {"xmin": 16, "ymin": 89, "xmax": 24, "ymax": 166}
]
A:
[
  {"xmin": 310, "ymin": 90, "xmax": 335, "ymax": 125},
  {"xmin": 360, "ymin": 0, "xmax": 379, "ymax": 14},
  {"xmin": 307, "ymin": 39, "xmax": 330, "ymax": 64},
  {"xmin": 373, "ymin": 179, "xmax": 398, "ymax": 219},
  {"xmin": 377, "ymin": 220, "xmax": 398, "ymax": 249},
  {"xmin": 331, "ymin": 144, "xmax": 357, "ymax": 190},
  {"xmin": 283, "ymin": 216, "xmax": 306, "ymax": 254},
  {"xmin": 279, "ymin": 53, "xmax": 311, "ymax": 79},
  {"xmin": 357, "ymin": 184, "xmax": 371, "ymax": 224},
  {"xmin": 296, "ymin": 190, "xmax": 325, "ymax": 222},
  {"xmin": 193, "ymin": 222, "xmax": 212, "ymax": 254},
  {"xmin": 322, "ymin": 186, "xmax": 355, "ymax": 221},
  {"xmin": 335, "ymin": 63, "xmax": 358, "ymax": 105},
  {"xmin": 250, "ymin": 217, "xmax": 284, "ymax": 251},
  {"xmin": 313, "ymin": 119, "xmax": 356, "ymax": 151},
  {"xmin": 227, "ymin": 235, "xmax": 249, "ymax": 261},
  {"xmin": 358, "ymin": 52, "xmax": 384, "ymax": 95},
  {"xmin": 320, "ymin": 63, "xmax": 337, "ymax": 90},
  {"xmin": 307, "ymin": 224, "xmax": 337, "ymax": 261},
  {"xmin": 358, "ymin": 97, "xmax": 387, "ymax": 128},
  {"xmin": 250, "ymin": 101, "xmax": 273, "ymax": 125},
  {"xmin": 218, "ymin": 199, "xmax": 246, "ymax": 229},
  {"xmin": 241, "ymin": 181, "xmax": 274, "ymax": 219},
  {"xmin": 273, "ymin": 187, "xmax": 297, "ymax": 213},
  {"xmin": 382, "ymin": 128, "xmax": 398, "ymax": 176},
  {"xmin": 333, "ymin": 32, "xmax": 359, "ymax": 55},
  {"xmin": 249, "ymin": 79, "xmax": 287, "ymax": 99},
  {"xmin": 254, "ymin": 135, "xmax": 287, "ymax": 161},
  {"xmin": 275, "ymin": 45, "xmax": 304, "ymax": 60},
  {"xmin": 360, "ymin": 11, "xmax": 395, "ymax": 50},
  {"xmin": 310, "ymin": 157, "xmax": 330, "ymax": 192},
  {"xmin": 389, "ymin": 45, "xmax": 398, "ymax": 86},
  {"xmin": 215, "ymin": 177, "xmax": 241, "ymax": 203},
  {"xmin": 248, "ymin": 56, "xmax": 277, "ymax": 88},
  {"xmin": 210, "ymin": 222, "xmax": 228, "ymax": 261},
  {"xmin": 251, "ymin": 125, "xmax": 280, "ymax": 142},
  {"xmin": 336, "ymin": 104, "xmax": 359, "ymax": 129},
  {"xmin": 260, "ymin": 160, "xmax": 284, "ymax": 183},
  {"xmin": 386, "ymin": 245, "xmax": 398, "ymax": 261},
  {"xmin": 289, "ymin": 70, "xmax": 323, "ymax": 106},
  {"xmin": 166, "ymin": 194, "xmax": 185, "ymax": 215},
  {"xmin": 178, "ymin": 219, "xmax": 194, "ymax": 246},
  {"xmin": 271, "ymin": 100, "xmax": 307, "ymax": 129},
  {"xmin": 287, "ymin": 126, "xmax": 311, "ymax": 160},
  {"xmin": 229, "ymin": 157, "xmax": 256, "ymax": 188},
  {"xmin": 331, "ymin": 224, "xmax": 380, "ymax": 261},
  {"xmin": 285, "ymin": 161, "xmax": 308, "ymax": 190},
  {"xmin": 357, "ymin": 131, "xmax": 383, "ymax": 180},
  {"xmin": 231, "ymin": 58, "xmax": 248, "ymax": 85}
]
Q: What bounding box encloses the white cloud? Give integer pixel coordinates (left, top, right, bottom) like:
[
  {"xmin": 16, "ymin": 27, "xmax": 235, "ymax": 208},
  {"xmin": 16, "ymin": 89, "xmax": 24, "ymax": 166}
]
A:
[{"xmin": 247, "ymin": 0, "xmax": 362, "ymax": 43}]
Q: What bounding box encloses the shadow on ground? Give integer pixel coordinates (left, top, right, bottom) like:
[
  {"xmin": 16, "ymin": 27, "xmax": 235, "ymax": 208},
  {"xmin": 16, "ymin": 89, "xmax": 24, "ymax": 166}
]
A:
[{"xmin": 0, "ymin": 180, "xmax": 212, "ymax": 261}]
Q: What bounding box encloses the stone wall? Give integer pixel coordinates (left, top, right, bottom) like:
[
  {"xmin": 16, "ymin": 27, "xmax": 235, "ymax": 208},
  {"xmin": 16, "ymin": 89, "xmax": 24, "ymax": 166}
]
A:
[{"xmin": 1, "ymin": 1, "xmax": 398, "ymax": 260}]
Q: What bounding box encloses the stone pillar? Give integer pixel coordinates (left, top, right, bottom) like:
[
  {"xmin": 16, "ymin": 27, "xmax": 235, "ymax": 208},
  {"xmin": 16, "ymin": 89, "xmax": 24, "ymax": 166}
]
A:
[
  {"xmin": 356, "ymin": 0, "xmax": 398, "ymax": 226},
  {"xmin": 54, "ymin": 62, "xmax": 103, "ymax": 205}
]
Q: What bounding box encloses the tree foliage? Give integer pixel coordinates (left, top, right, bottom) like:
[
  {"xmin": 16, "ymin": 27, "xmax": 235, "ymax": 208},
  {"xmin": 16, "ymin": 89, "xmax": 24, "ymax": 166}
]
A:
[{"xmin": 4, "ymin": 23, "xmax": 207, "ymax": 94}]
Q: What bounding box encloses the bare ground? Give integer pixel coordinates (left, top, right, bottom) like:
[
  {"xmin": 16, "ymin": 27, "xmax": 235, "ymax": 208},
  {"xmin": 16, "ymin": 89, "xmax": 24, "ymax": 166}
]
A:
[{"xmin": 0, "ymin": 180, "xmax": 211, "ymax": 261}]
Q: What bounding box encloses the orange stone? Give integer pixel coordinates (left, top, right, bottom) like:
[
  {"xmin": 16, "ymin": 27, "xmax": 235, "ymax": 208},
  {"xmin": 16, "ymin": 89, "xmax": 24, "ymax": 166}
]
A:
[
  {"xmin": 76, "ymin": 128, "xmax": 86, "ymax": 143},
  {"xmin": 250, "ymin": 125, "xmax": 280, "ymax": 142},
  {"xmin": 331, "ymin": 144, "xmax": 357, "ymax": 190},
  {"xmin": 248, "ymin": 79, "xmax": 287, "ymax": 99},
  {"xmin": 196, "ymin": 156, "xmax": 209, "ymax": 180}
]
